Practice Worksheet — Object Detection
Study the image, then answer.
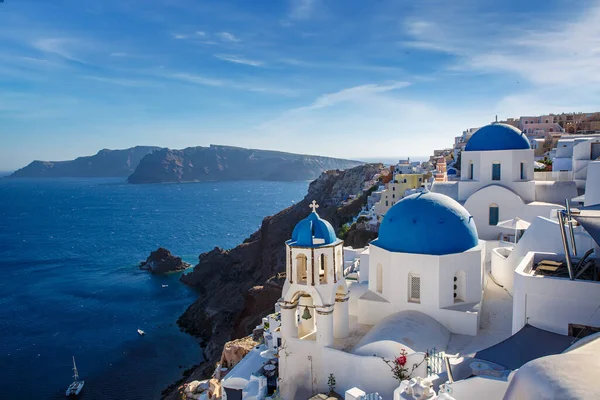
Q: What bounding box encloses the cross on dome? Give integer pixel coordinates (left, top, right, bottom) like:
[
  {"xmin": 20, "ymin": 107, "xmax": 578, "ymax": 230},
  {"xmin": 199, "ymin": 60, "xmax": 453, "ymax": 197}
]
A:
[{"xmin": 309, "ymin": 200, "xmax": 319, "ymax": 213}]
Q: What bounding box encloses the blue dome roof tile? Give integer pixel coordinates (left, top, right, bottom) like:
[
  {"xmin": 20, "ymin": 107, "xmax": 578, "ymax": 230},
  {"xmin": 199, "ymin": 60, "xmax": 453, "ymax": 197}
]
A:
[
  {"xmin": 373, "ymin": 192, "xmax": 478, "ymax": 255},
  {"xmin": 290, "ymin": 210, "xmax": 338, "ymax": 247},
  {"xmin": 465, "ymin": 123, "xmax": 530, "ymax": 152}
]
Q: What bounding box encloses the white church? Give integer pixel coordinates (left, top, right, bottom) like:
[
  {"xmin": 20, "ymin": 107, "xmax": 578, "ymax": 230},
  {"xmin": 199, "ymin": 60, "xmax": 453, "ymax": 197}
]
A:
[
  {"xmin": 433, "ymin": 123, "xmax": 577, "ymax": 240},
  {"xmin": 277, "ymin": 194, "xmax": 485, "ymax": 399}
]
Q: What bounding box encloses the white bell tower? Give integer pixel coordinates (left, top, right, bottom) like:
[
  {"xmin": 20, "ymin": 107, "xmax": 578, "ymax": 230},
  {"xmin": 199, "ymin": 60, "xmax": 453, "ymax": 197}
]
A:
[{"xmin": 279, "ymin": 201, "xmax": 349, "ymax": 347}]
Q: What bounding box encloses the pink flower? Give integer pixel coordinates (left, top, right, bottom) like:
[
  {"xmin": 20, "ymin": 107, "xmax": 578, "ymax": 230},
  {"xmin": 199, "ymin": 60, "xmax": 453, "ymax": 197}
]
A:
[{"xmin": 395, "ymin": 355, "xmax": 407, "ymax": 366}]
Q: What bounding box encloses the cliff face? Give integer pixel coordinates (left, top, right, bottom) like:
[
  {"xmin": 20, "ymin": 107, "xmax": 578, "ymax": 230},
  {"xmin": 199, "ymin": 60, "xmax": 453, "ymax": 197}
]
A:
[
  {"xmin": 10, "ymin": 146, "xmax": 161, "ymax": 178},
  {"xmin": 128, "ymin": 145, "xmax": 364, "ymax": 184},
  {"xmin": 165, "ymin": 164, "xmax": 381, "ymax": 398}
]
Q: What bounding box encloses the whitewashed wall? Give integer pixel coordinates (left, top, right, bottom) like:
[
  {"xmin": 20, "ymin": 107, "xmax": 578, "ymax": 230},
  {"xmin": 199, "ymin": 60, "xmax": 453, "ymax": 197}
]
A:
[
  {"xmin": 358, "ymin": 244, "xmax": 483, "ymax": 335},
  {"xmin": 279, "ymin": 337, "xmax": 429, "ymax": 400},
  {"xmin": 512, "ymin": 252, "xmax": 600, "ymax": 335}
]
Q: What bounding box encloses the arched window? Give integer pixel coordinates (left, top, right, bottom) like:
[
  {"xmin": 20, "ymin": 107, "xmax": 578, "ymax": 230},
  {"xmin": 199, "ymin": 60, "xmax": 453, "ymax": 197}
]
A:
[
  {"xmin": 408, "ymin": 273, "xmax": 421, "ymax": 303},
  {"xmin": 454, "ymin": 270, "xmax": 466, "ymax": 303},
  {"xmin": 386, "ymin": 200, "xmax": 389, "ymax": 207},
  {"xmin": 319, "ymin": 254, "xmax": 327, "ymax": 284},
  {"xmin": 296, "ymin": 254, "xmax": 308, "ymax": 284},
  {"xmin": 492, "ymin": 162, "xmax": 501, "ymax": 180},
  {"xmin": 393, "ymin": 186, "xmax": 396, "ymax": 191},
  {"xmin": 469, "ymin": 162, "xmax": 474, "ymax": 180},
  {"xmin": 489, "ymin": 204, "xmax": 499, "ymax": 226},
  {"xmin": 376, "ymin": 264, "xmax": 383, "ymax": 294}
]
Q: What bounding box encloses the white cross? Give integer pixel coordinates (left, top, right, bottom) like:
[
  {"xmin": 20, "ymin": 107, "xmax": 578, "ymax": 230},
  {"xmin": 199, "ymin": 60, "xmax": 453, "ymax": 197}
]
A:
[{"xmin": 309, "ymin": 200, "xmax": 319, "ymax": 213}]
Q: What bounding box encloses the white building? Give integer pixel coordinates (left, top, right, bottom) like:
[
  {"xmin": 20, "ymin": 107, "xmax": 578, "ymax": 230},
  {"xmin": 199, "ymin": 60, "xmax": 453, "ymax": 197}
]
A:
[
  {"xmin": 432, "ymin": 123, "xmax": 577, "ymax": 240},
  {"xmin": 359, "ymin": 192, "xmax": 484, "ymax": 336},
  {"xmin": 572, "ymin": 137, "xmax": 600, "ymax": 191}
]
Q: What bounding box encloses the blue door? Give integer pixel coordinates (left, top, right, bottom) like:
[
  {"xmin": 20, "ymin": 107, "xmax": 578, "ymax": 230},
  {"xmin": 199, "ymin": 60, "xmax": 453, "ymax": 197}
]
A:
[{"xmin": 489, "ymin": 206, "xmax": 499, "ymax": 225}]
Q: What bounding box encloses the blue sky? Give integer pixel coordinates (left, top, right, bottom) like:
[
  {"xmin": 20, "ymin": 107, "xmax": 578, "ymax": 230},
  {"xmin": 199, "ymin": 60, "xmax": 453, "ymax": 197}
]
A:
[{"xmin": 1, "ymin": 0, "xmax": 599, "ymax": 170}]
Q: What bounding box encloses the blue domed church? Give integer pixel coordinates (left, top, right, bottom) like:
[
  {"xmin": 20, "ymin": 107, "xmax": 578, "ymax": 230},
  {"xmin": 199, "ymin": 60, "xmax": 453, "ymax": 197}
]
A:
[
  {"xmin": 431, "ymin": 122, "xmax": 577, "ymax": 240},
  {"xmin": 358, "ymin": 192, "xmax": 484, "ymax": 336}
]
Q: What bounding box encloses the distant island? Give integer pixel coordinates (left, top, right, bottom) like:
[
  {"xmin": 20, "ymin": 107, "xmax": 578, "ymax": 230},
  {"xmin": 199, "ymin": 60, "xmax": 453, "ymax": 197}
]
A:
[
  {"xmin": 10, "ymin": 146, "xmax": 160, "ymax": 178},
  {"xmin": 127, "ymin": 145, "xmax": 364, "ymax": 184},
  {"xmin": 8, "ymin": 145, "xmax": 364, "ymax": 183}
]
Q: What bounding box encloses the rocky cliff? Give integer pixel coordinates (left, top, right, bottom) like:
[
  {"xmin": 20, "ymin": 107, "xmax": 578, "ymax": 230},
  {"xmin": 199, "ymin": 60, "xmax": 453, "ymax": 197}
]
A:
[
  {"xmin": 163, "ymin": 163, "xmax": 381, "ymax": 398},
  {"xmin": 128, "ymin": 144, "xmax": 364, "ymax": 184},
  {"xmin": 10, "ymin": 146, "xmax": 161, "ymax": 178}
]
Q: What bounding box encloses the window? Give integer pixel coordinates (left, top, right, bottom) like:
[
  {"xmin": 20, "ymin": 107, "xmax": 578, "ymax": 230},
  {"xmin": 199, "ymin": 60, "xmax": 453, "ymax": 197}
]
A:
[
  {"xmin": 408, "ymin": 273, "xmax": 421, "ymax": 303},
  {"xmin": 392, "ymin": 194, "xmax": 395, "ymax": 199},
  {"xmin": 393, "ymin": 186, "xmax": 395, "ymax": 191},
  {"xmin": 492, "ymin": 162, "xmax": 501, "ymax": 180},
  {"xmin": 403, "ymin": 179, "xmax": 407, "ymax": 183},
  {"xmin": 454, "ymin": 271, "xmax": 466, "ymax": 303},
  {"xmin": 296, "ymin": 254, "xmax": 308, "ymax": 283},
  {"xmin": 376, "ymin": 264, "xmax": 383, "ymax": 294},
  {"xmin": 385, "ymin": 200, "xmax": 389, "ymax": 207},
  {"xmin": 489, "ymin": 204, "xmax": 499, "ymax": 226},
  {"xmin": 520, "ymin": 162, "xmax": 525, "ymax": 180},
  {"xmin": 319, "ymin": 254, "xmax": 327, "ymax": 284},
  {"xmin": 469, "ymin": 162, "xmax": 474, "ymax": 180}
]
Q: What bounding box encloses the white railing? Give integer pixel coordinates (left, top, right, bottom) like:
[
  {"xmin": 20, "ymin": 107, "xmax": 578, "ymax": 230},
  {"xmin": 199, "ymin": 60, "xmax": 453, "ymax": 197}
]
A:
[{"xmin": 534, "ymin": 171, "xmax": 573, "ymax": 181}]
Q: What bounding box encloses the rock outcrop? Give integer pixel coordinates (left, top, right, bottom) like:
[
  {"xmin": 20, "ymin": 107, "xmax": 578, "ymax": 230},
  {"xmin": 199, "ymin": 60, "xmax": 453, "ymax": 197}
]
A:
[
  {"xmin": 10, "ymin": 146, "xmax": 160, "ymax": 178},
  {"xmin": 139, "ymin": 247, "xmax": 191, "ymax": 274},
  {"xmin": 163, "ymin": 164, "xmax": 382, "ymax": 399},
  {"xmin": 128, "ymin": 144, "xmax": 364, "ymax": 184}
]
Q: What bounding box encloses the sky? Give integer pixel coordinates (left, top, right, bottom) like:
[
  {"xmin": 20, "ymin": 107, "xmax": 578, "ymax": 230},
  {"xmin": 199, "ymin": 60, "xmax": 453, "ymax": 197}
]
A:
[{"xmin": 1, "ymin": 0, "xmax": 600, "ymax": 170}]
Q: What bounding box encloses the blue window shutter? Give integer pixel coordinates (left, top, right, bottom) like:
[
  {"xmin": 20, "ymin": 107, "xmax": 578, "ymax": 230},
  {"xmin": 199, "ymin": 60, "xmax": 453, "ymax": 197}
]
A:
[{"xmin": 492, "ymin": 163, "xmax": 501, "ymax": 180}]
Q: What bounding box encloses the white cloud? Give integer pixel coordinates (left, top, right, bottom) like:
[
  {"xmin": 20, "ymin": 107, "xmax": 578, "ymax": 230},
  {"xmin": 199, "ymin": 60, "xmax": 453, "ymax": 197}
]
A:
[
  {"xmin": 402, "ymin": 4, "xmax": 600, "ymax": 89},
  {"xmin": 215, "ymin": 54, "xmax": 263, "ymax": 67},
  {"xmin": 163, "ymin": 72, "xmax": 294, "ymax": 95},
  {"xmin": 217, "ymin": 32, "xmax": 240, "ymax": 42},
  {"xmin": 172, "ymin": 33, "xmax": 189, "ymax": 40},
  {"xmin": 110, "ymin": 52, "xmax": 128, "ymax": 57},
  {"xmin": 300, "ymin": 81, "xmax": 410, "ymax": 112},
  {"xmin": 83, "ymin": 76, "xmax": 156, "ymax": 87},
  {"xmin": 196, "ymin": 31, "xmax": 206, "ymax": 36},
  {"xmin": 167, "ymin": 72, "xmax": 225, "ymax": 87},
  {"xmin": 31, "ymin": 38, "xmax": 84, "ymax": 62},
  {"xmin": 260, "ymin": 81, "xmax": 411, "ymax": 129}
]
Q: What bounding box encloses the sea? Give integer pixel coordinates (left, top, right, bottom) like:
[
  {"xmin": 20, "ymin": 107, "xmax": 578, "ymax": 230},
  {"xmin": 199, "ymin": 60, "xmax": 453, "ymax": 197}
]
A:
[{"xmin": 0, "ymin": 177, "xmax": 308, "ymax": 400}]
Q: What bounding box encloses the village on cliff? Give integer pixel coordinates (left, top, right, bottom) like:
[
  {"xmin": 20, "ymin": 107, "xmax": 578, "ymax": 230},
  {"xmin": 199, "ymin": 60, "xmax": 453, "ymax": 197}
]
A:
[{"xmin": 180, "ymin": 112, "xmax": 600, "ymax": 400}]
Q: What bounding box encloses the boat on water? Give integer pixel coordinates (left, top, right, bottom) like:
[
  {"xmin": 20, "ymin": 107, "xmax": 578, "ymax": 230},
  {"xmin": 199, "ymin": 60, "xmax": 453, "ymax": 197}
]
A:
[
  {"xmin": 65, "ymin": 356, "xmax": 84, "ymax": 396},
  {"xmin": 137, "ymin": 329, "xmax": 145, "ymax": 336},
  {"xmin": 162, "ymin": 284, "xmax": 168, "ymax": 288}
]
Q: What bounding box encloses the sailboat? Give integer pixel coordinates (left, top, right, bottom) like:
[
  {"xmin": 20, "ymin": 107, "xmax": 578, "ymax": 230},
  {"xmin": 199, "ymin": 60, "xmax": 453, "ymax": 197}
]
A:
[{"xmin": 65, "ymin": 356, "xmax": 85, "ymax": 396}]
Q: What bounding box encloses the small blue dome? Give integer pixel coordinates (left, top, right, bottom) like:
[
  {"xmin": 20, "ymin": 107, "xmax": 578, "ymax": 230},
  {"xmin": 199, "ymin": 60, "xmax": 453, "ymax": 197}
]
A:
[
  {"xmin": 447, "ymin": 167, "xmax": 457, "ymax": 175},
  {"xmin": 373, "ymin": 192, "xmax": 478, "ymax": 255},
  {"xmin": 290, "ymin": 210, "xmax": 338, "ymax": 247},
  {"xmin": 465, "ymin": 123, "xmax": 530, "ymax": 152}
]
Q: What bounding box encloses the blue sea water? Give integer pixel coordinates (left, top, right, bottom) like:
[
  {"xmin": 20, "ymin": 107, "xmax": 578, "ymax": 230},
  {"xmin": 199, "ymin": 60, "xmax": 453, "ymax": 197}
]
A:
[{"xmin": 0, "ymin": 178, "xmax": 308, "ymax": 400}]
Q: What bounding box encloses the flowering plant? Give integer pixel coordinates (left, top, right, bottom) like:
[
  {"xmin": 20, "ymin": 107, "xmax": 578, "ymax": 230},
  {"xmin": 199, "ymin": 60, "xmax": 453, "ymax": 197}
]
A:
[{"xmin": 382, "ymin": 349, "xmax": 428, "ymax": 382}]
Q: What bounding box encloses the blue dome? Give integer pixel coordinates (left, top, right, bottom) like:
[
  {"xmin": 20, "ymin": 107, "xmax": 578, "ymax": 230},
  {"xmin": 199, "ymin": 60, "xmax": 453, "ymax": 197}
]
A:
[
  {"xmin": 373, "ymin": 192, "xmax": 478, "ymax": 255},
  {"xmin": 465, "ymin": 123, "xmax": 530, "ymax": 152},
  {"xmin": 447, "ymin": 167, "xmax": 457, "ymax": 175},
  {"xmin": 290, "ymin": 210, "xmax": 338, "ymax": 247}
]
